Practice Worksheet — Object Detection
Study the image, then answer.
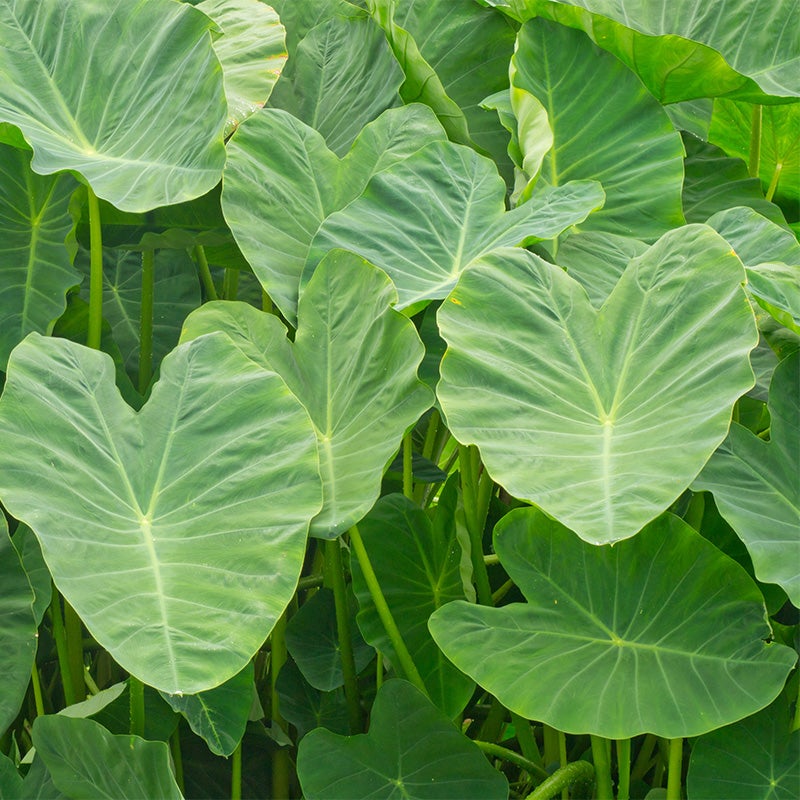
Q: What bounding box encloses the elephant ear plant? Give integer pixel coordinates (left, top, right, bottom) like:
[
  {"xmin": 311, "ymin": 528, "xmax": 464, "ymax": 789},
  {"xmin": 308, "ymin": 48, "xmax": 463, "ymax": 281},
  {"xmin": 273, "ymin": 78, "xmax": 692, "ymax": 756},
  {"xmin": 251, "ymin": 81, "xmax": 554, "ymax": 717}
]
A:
[{"xmin": 0, "ymin": 1, "xmax": 798, "ymax": 799}]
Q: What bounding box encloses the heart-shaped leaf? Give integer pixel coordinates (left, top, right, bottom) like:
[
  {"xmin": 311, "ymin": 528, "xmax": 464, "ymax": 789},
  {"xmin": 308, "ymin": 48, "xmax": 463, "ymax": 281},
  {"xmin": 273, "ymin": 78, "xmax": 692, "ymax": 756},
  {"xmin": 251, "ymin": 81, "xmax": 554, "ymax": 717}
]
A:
[
  {"xmin": 437, "ymin": 225, "xmax": 758, "ymax": 544},
  {"xmin": 161, "ymin": 662, "xmax": 255, "ymax": 756},
  {"xmin": 0, "ymin": 143, "xmax": 79, "ymax": 370},
  {"xmin": 693, "ymin": 352, "xmax": 800, "ymax": 606},
  {"xmin": 687, "ymin": 698, "xmax": 800, "ymax": 800},
  {"xmin": 32, "ymin": 715, "xmax": 182, "ymax": 800},
  {"xmin": 0, "ymin": 0, "xmax": 227, "ymax": 212},
  {"xmin": 0, "ymin": 333, "xmax": 322, "ymax": 693},
  {"xmin": 350, "ymin": 494, "xmax": 475, "ymax": 717},
  {"xmin": 182, "ymin": 251, "xmax": 432, "ymax": 538},
  {"xmin": 222, "ymin": 104, "xmax": 446, "ymax": 323},
  {"xmin": 511, "ymin": 18, "xmax": 685, "ymax": 241},
  {"xmin": 296, "ymin": 680, "xmax": 508, "ymax": 800},
  {"xmin": 305, "ymin": 140, "xmax": 604, "ymax": 309},
  {"xmin": 197, "ymin": 0, "xmax": 286, "ymax": 137},
  {"xmin": 429, "ymin": 509, "xmax": 797, "ymax": 739},
  {"xmin": 492, "ymin": 0, "xmax": 800, "ymax": 102},
  {"xmin": 269, "ymin": 14, "xmax": 402, "ymax": 156}
]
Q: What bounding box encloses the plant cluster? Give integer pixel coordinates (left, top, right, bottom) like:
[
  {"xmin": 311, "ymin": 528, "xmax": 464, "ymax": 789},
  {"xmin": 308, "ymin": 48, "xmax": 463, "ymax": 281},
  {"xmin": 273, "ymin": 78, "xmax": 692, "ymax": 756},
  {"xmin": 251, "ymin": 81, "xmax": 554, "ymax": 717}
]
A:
[{"xmin": 0, "ymin": 1, "xmax": 798, "ymax": 798}]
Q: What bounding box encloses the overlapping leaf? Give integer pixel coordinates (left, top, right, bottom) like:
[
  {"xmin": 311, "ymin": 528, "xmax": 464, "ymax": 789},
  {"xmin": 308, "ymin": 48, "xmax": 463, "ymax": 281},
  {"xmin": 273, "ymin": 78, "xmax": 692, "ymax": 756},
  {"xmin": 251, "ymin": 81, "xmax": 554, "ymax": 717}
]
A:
[
  {"xmin": 511, "ymin": 18, "xmax": 685, "ymax": 241},
  {"xmin": 0, "ymin": 143, "xmax": 79, "ymax": 370},
  {"xmin": 297, "ymin": 680, "xmax": 508, "ymax": 800},
  {"xmin": 306, "ymin": 140, "xmax": 604, "ymax": 309},
  {"xmin": 429, "ymin": 509, "xmax": 797, "ymax": 738},
  {"xmin": 182, "ymin": 251, "xmax": 432, "ymax": 537},
  {"xmin": 488, "ymin": 0, "xmax": 800, "ymax": 102},
  {"xmin": 221, "ymin": 104, "xmax": 446, "ymax": 323},
  {"xmin": 350, "ymin": 494, "xmax": 475, "ymax": 717},
  {"xmin": 0, "ymin": 333, "xmax": 322, "ymax": 693},
  {"xmin": 437, "ymin": 226, "xmax": 757, "ymax": 544},
  {"xmin": 693, "ymin": 352, "xmax": 800, "ymax": 606},
  {"xmin": 0, "ymin": 0, "xmax": 227, "ymax": 212}
]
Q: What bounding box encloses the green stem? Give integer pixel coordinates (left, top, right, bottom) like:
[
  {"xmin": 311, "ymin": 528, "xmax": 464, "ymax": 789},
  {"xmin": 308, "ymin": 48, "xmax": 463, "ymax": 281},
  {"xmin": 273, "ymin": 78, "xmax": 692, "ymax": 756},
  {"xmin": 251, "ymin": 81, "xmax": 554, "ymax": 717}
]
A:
[
  {"xmin": 86, "ymin": 185, "xmax": 104, "ymax": 350},
  {"xmin": 591, "ymin": 735, "xmax": 614, "ymax": 800},
  {"xmin": 403, "ymin": 433, "xmax": 414, "ymax": 500},
  {"xmin": 50, "ymin": 588, "xmax": 76, "ymax": 707},
  {"xmin": 138, "ymin": 249, "xmax": 155, "ymax": 394},
  {"xmin": 30, "ymin": 663, "xmax": 45, "ymax": 718},
  {"xmin": 170, "ymin": 727, "xmax": 184, "ymax": 794},
  {"xmin": 543, "ymin": 724, "xmax": 560, "ymax": 767},
  {"xmin": 631, "ymin": 734, "xmax": 658, "ymax": 782},
  {"xmin": 297, "ymin": 573, "xmax": 325, "ymax": 592},
  {"xmin": 792, "ymin": 677, "xmax": 800, "ymax": 733},
  {"xmin": 749, "ymin": 104, "xmax": 762, "ymax": 178},
  {"xmin": 666, "ymin": 738, "xmax": 683, "ymax": 800},
  {"xmin": 459, "ymin": 444, "xmax": 493, "ymax": 606},
  {"xmin": 474, "ymin": 741, "xmax": 549, "ymax": 781},
  {"xmin": 63, "ymin": 600, "xmax": 85, "ymax": 705},
  {"xmin": 616, "ymin": 739, "xmax": 631, "ymax": 800},
  {"xmin": 558, "ymin": 730, "xmax": 568, "ymax": 800},
  {"xmin": 765, "ymin": 162, "xmax": 782, "ymax": 202},
  {"xmin": 511, "ymin": 712, "xmax": 542, "ymax": 767},
  {"xmin": 270, "ymin": 612, "xmax": 290, "ymax": 800},
  {"xmin": 83, "ymin": 668, "xmax": 101, "ymax": 695},
  {"xmin": 479, "ymin": 696, "xmax": 507, "ymax": 743},
  {"xmin": 129, "ymin": 676, "xmax": 145, "ymax": 738},
  {"xmin": 194, "ymin": 245, "xmax": 218, "ymax": 301},
  {"xmin": 223, "ymin": 267, "xmax": 239, "ymax": 301},
  {"xmin": 376, "ymin": 651, "xmax": 384, "ymax": 692},
  {"xmin": 231, "ymin": 739, "xmax": 242, "ymax": 800},
  {"xmin": 348, "ymin": 524, "xmax": 428, "ymax": 696},
  {"xmin": 526, "ymin": 761, "xmax": 595, "ymax": 800},
  {"xmin": 325, "ymin": 539, "xmax": 361, "ymax": 733}
]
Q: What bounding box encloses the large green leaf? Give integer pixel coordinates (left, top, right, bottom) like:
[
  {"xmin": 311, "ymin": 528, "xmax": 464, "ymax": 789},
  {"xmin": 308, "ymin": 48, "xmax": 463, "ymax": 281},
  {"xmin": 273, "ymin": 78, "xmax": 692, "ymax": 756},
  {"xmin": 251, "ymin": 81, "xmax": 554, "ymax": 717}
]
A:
[
  {"xmin": 709, "ymin": 99, "xmax": 800, "ymax": 213},
  {"xmin": 32, "ymin": 715, "xmax": 182, "ymax": 800},
  {"xmin": 693, "ymin": 352, "xmax": 800, "ymax": 606},
  {"xmin": 182, "ymin": 252, "xmax": 432, "ymax": 538},
  {"xmin": 436, "ymin": 226, "xmax": 758, "ymax": 544},
  {"xmin": 0, "ymin": 333, "xmax": 322, "ymax": 694},
  {"xmin": 269, "ymin": 14, "xmax": 403, "ymax": 156},
  {"xmin": 0, "ymin": 143, "xmax": 79, "ymax": 370},
  {"xmin": 161, "ymin": 663, "xmax": 255, "ymax": 757},
  {"xmin": 76, "ymin": 247, "xmax": 201, "ymax": 389},
  {"xmin": 687, "ymin": 698, "xmax": 800, "ymax": 800},
  {"xmin": 0, "ymin": 0, "xmax": 226, "ymax": 212},
  {"xmin": 221, "ymin": 104, "xmax": 446, "ymax": 323},
  {"xmin": 706, "ymin": 207, "xmax": 800, "ymax": 334},
  {"xmin": 296, "ymin": 680, "xmax": 508, "ymax": 800},
  {"xmin": 490, "ymin": 0, "xmax": 800, "ymax": 102},
  {"xmin": 269, "ymin": 0, "xmax": 361, "ymax": 56},
  {"xmin": 511, "ymin": 19, "xmax": 685, "ymax": 241},
  {"xmin": 197, "ymin": 0, "xmax": 286, "ymax": 136},
  {"xmin": 389, "ymin": 0, "xmax": 516, "ymax": 172},
  {"xmin": 306, "ymin": 140, "xmax": 604, "ymax": 309},
  {"xmin": 429, "ymin": 509, "xmax": 797, "ymax": 738},
  {"xmin": 0, "ymin": 517, "xmax": 37, "ymax": 737},
  {"xmin": 12, "ymin": 524, "xmax": 51, "ymax": 625},
  {"xmin": 350, "ymin": 494, "xmax": 475, "ymax": 717},
  {"xmin": 0, "ymin": 754, "xmax": 66, "ymax": 800}
]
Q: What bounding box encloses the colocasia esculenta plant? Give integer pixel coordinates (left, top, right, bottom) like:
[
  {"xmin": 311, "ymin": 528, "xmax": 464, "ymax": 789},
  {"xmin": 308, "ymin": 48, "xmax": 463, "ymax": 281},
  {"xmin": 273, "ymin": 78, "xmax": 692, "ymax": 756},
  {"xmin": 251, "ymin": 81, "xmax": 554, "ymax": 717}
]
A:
[{"xmin": 0, "ymin": 1, "xmax": 798, "ymax": 798}]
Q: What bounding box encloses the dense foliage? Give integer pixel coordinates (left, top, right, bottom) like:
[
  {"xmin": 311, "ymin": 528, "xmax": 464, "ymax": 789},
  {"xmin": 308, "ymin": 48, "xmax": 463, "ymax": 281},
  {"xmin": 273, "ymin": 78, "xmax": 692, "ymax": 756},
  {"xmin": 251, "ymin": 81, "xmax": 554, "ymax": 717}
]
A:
[{"xmin": 0, "ymin": 0, "xmax": 798, "ymax": 798}]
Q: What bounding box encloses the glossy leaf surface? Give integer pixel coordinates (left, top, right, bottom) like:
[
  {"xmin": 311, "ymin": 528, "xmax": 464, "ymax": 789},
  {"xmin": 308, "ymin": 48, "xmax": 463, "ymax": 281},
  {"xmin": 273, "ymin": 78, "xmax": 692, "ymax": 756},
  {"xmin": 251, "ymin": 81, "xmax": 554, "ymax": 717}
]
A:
[
  {"xmin": 693, "ymin": 352, "xmax": 800, "ymax": 606},
  {"xmin": 297, "ymin": 680, "xmax": 508, "ymax": 800},
  {"xmin": 0, "ymin": 0, "xmax": 227, "ymax": 211},
  {"xmin": 429, "ymin": 509, "xmax": 797, "ymax": 738},
  {"xmin": 437, "ymin": 226, "xmax": 757, "ymax": 543},
  {"xmin": 0, "ymin": 333, "xmax": 321, "ymax": 693},
  {"xmin": 182, "ymin": 252, "xmax": 432, "ymax": 538}
]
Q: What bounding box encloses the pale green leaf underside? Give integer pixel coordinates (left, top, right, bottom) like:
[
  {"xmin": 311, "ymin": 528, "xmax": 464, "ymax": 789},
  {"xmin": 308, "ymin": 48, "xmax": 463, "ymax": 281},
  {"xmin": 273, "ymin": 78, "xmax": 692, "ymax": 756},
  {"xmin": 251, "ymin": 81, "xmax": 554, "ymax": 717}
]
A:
[
  {"xmin": 197, "ymin": 0, "xmax": 287, "ymax": 137},
  {"xmin": 0, "ymin": 0, "xmax": 227, "ymax": 211},
  {"xmin": 0, "ymin": 143, "xmax": 79, "ymax": 370},
  {"xmin": 297, "ymin": 680, "xmax": 508, "ymax": 800},
  {"xmin": 351, "ymin": 495, "xmax": 475, "ymax": 717},
  {"xmin": 512, "ymin": 18, "xmax": 685, "ymax": 241},
  {"xmin": 221, "ymin": 104, "xmax": 446, "ymax": 324},
  {"xmin": 429, "ymin": 510, "xmax": 797, "ymax": 738},
  {"xmin": 497, "ymin": 0, "xmax": 800, "ymax": 101},
  {"xmin": 182, "ymin": 252, "xmax": 433, "ymax": 538},
  {"xmin": 693, "ymin": 352, "xmax": 800, "ymax": 606},
  {"xmin": 0, "ymin": 333, "xmax": 322, "ymax": 694},
  {"xmin": 437, "ymin": 225, "xmax": 757, "ymax": 544},
  {"xmin": 306, "ymin": 139, "xmax": 604, "ymax": 308}
]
